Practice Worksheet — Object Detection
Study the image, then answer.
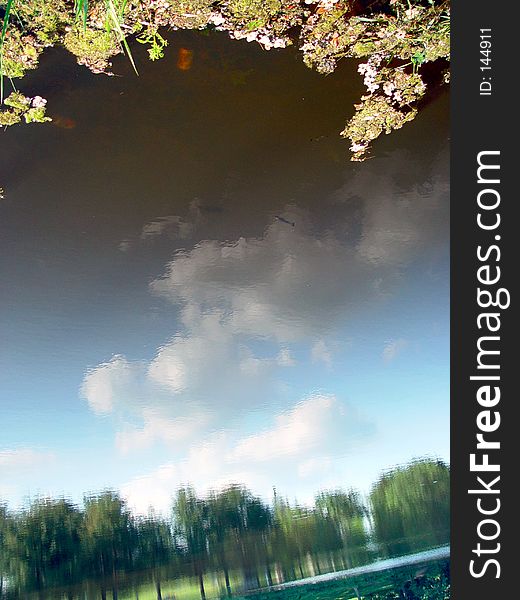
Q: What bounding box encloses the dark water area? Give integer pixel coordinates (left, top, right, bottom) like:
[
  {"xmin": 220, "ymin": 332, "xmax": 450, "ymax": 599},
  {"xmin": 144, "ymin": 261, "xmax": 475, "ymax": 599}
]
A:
[{"xmin": 1, "ymin": 28, "xmax": 449, "ymax": 599}]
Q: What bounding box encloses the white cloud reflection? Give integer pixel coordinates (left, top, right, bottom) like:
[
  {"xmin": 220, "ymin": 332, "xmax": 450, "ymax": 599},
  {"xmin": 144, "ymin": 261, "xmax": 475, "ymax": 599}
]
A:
[
  {"xmin": 120, "ymin": 393, "xmax": 373, "ymax": 515},
  {"xmin": 81, "ymin": 151, "xmax": 448, "ymax": 507},
  {"xmin": 383, "ymin": 338, "xmax": 409, "ymax": 363}
]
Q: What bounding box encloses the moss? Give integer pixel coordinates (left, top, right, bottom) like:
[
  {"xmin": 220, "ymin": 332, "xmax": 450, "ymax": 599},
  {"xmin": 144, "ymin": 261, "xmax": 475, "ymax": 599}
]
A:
[
  {"xmin": 148, "ymin": 0, "xmax": 215, "ymax": 30},
  {"xmin": 0, "ymin": 92, "xmax": 51, "ymax": 126},
  {"xmin": 3, "ymin": 91, "xmax": 31, "ymax": 110},
  {"xmin": 222, "ymin": 0, "xmax": 302, "ymax": 39},
  {"xmin": 63, "ymin": 26, "xmax": 119, "ymax": 73},
  {"xmin": 0, "ymin": 29, "xmax": 42, "ymax": 79},
  {"xmin": 11, "ymin": 0, "xmax": 71, "ymax": 45},
  {"xmin": 299, "ymin": 1, "xmax": 449, "ymax": 157},
  {"xmin": 301, "ymin": 2, "xmax": 450, "ymax": 70},
  {"xmin": 301, "ymin": 5, "xmax": 358, "ymax": 73},
  {"xmin": 351, "ymin": 40, "xmax": 377, "ymax": 57},
  {"xmin": 341, "ymin": 67, "xmax": 427, "ymax": 160},
  {"xmin": 227, "ymin": 0, "xmax": 282, "ymax": 23},
  {"xmin": 0, "ymin": 108, "xmax": 22, "ymax": 126},
  {"xmin": 24, "ymin": 105, "xmax": 52, "ymax": 123},
  {"xmin": 342, "ymin": 95, "xmax": 418, "ymax": 160}
]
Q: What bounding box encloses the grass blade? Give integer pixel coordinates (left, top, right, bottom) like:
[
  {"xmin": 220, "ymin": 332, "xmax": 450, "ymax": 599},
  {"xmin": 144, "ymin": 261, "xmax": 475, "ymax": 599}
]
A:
[
  {"xmin": 106, "ymin": 0, "xmax": 138, "ymax": 76},
  {"xmin": 1, "ymin": 0, "xmax": 15, "ymax": 103},
  {"xmin": 74, "ymin": 0, "xmax": 89, "ymax": 30}
]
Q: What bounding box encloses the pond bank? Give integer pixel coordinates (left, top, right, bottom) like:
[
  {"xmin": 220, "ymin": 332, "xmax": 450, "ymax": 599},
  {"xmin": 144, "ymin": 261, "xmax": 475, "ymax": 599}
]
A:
[
  {"xmin": 1, "ymin": 0, "xmax": 449, "ymax": 160},
  {"xmin": 237, "ymin": 549, "xmax": 450, "ymax": 600}
]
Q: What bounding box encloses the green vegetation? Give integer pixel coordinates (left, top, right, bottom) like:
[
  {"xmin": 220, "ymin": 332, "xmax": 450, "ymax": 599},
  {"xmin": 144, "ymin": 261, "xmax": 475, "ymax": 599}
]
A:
[
  {"xmin": 0, "ymin": 0, "xmax": 449, "ymax": 160},
  {"xmin": 236, "ymin": 560, "xmax": 450, "ymax": 599},
  {"xmin": 370, "ymin": 460, "xmax": 450, "ymax": 558},
  {"xmin": 0, "ymin": 91, "xmax": 51, "ymax": 125},
  {"xmin": 0, "ymin": 459, "xmax": 449, "ymax": 599}
]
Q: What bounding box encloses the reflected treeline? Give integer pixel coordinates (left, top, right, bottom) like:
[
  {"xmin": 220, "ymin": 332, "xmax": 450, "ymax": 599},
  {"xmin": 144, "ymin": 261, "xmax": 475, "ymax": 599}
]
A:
[{"xmin": 0, "ymin": 459, "xmax": 449, "ymax": 599}]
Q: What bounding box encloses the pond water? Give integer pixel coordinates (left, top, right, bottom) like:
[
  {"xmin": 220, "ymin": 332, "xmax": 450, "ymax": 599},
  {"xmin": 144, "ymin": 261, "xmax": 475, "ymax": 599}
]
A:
[{"xmin": 0, "ymin": 28, "xmax": 449, "ymax": 597}]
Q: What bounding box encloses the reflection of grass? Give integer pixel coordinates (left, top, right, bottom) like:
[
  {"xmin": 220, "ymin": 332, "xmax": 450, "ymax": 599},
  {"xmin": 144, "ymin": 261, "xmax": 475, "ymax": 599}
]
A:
[
  {"xmin": 120, "ymin": 570, "xmax": 245, "ymax": 600},
  {"xmin": 238, "ymin": 561, "xmax": 450, "ymax": 600},
  {"xmin": 119, "ymin": 560, "xmax": 449, "ymax": 600}
]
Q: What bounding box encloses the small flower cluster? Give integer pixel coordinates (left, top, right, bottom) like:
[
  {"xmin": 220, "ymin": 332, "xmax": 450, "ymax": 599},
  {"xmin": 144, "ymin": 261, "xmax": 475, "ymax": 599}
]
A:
[
  {"xmin": 233, "ymin": 28, "xmax": 287, "ymax": 49},
  {"xmin": 358, "ymin": 55, "xmax": 382, "ymax": 94},
  {"xmin": 0, "ymin": 92, "xmax": 51, "ymax": 126},
  {"xmin": 349, "ymin": 141, "xmax": 369, "ymax": 154},
  {"xmin": 320, "ymin": 0, "xmax": 341, "ymax": 9},
  {"xmin": 304, "ymin": 0, "xmax": 340, "ymax": 7},
  {"xmin": 208, "ymin": 13, "xmax": 226, "ymax": 27},
  {"xmin": 31, "ymin": 96, "xmax": 47, "ymax": 109},
  {"xmin": 382, "ymin": 79, "xmax": 404, "ymax": 103}
]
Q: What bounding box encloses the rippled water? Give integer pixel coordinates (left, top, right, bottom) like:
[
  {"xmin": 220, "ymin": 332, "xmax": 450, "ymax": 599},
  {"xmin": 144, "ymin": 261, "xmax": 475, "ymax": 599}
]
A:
[{"xmin": 1, "ymin": 27, "xmax": 448, "ymax": 569}]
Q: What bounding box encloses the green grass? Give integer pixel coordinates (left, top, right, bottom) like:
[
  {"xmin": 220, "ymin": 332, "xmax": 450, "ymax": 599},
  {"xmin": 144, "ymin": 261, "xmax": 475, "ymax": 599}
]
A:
[
  {"xmin": 73, "ymin": 0, "xmax": 138, "ymax": 74},
  {"xmin": 116, "ymin": 560, "xmax": 449, "ymax": 600},
  {"xmin": 74, "ymin": 0, "xmax": 89, "ymax": 29},
  {"xmin": 119, "ymin": 570, "xmax": 246, "ymax": 600},
  {"xmin": 0, "ymin": 0, "xmax": 15, "ymax": 102}
]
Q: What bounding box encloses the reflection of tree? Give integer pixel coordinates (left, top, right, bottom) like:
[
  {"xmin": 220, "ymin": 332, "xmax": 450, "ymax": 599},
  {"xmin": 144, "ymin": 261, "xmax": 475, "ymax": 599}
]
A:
[
  {"xmin": 3, "ymin": 498, "xmax": 82, "ymax": 599},
  {"xmin": 205, "ymin": 485, "xmax": 273, "ymax": 594},
  {"xmin": 82, "ymin": 491, "xmax": 136, "ymax": 600},
  {"xmin": 0, "ymin": 503, "xmax": 10, "ymax": 597},
  {"xmin": 135, "ymin": 512, "xmax": 174, "ymax": 600},
  {"xmin": 172, "ymin": 487, "xmax": 210, "ymax": 600},
  {"xmin": 272, "ymin": 494, "xmax": 343, "ymax": 583},
  {"xmin": 370, "ymin": 459, "xmax": 450, "ymax": 557},
  {"xmin": 315, "ymin": 490, "xmax": 371, "ymax": 568},
  {"xmin": 0, "ymin": 459, "xmax": 450, "ymax": 598}
]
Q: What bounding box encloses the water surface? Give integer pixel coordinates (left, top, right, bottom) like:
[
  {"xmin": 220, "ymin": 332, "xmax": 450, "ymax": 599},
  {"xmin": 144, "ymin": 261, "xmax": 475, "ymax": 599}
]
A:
[{"xmin": 0, "ymin": 30, "xmax": 449, "ymax": 519}]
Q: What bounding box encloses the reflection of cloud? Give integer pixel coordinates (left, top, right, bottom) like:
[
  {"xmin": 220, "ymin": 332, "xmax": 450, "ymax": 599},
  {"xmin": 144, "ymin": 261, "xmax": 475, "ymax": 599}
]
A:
[
  {"xmin": 118, "ymin": 240, "xmax": 131, "ymax": 252},
  {"xmin": 151, "ymin": 221, "xmax": 385, "ymax": 344},
  {"xmin": 298, "ymin": 456, "xmax": 332, "ymax": 479},
  {"xmin": 231, "ymin": 394, "xmax": 364, "ymax": 462},
  {"xmin": 333, "ymin": 152, "xmax": 449, "ymax": 271},
  {"xmin": 120, "ymin": 394, "xmax": 374, "ymax": 514},
  {"xmin": 277, "ymin": 348, "xmax": 296, "ymax": 367},
  {"xmin": 115, "ymin": 410, "xmax": 210, "ymax": 455},
  {"xmin": 0, "ymin": 482, "xmax": 18, "ymax": 500},
  {"xmin": 117, "ymin": 214, "xmax": 194, "ymax": 253},
  {"xmin": 84, "ymin": 150, "xmax": 448, "ymax": 472},
  {"xmin": 311, "ymin": 339, "xmax": 332, "ymax": 368},
  {"xmin": 383, "ymin": 338, "xmax": 408, "ymax": 363},
  {"xmin": 82, "ymin": 356, "xmax": 138, "ymax": 415},
  {"xmin": 80, "ymin": 313, "xmax": 296, "ymax": 452},
  {"xmin": 0, "ymin": 448, "xmax": 56, "ymax": 472},
  {"xmin": 140, "ymin": 215, "xmax": 193, "ymax": 241}
]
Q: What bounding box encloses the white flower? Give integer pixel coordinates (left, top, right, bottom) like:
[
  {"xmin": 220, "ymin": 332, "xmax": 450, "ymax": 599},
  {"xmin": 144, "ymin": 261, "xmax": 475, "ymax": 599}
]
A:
[
  {"xmin": 320, "ymin": 0, "xmax": 339, "ymax": 8},
  {"xmin": 350, "ymin": 142, "xmax": 367, "ymax": 152},
  {"xmin": 405, "ymin": 8, "xmax": 420, "ymax": 20},
  {"xmin": 383, "ymin": 81, "xmax": 395, "ymax": 96},
  {"xmin": 209, "ymin": 14, "xmax": 225, "ymax": 26},
  {"xmin": 31, "ymin": 96, "xmax": 47, "ymax": 108}
]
